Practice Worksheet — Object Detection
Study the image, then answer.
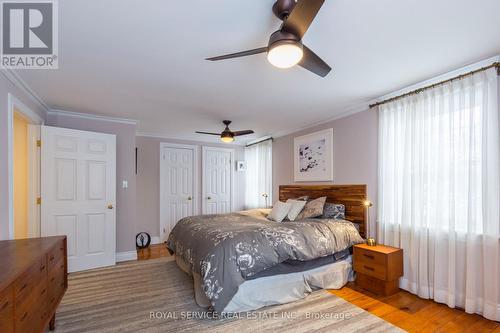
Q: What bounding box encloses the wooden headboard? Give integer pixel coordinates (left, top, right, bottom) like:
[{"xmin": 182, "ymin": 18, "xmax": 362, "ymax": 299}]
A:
[{"xmin": 279, "ymin": 185, "xmax": 367, "ymax": 238}]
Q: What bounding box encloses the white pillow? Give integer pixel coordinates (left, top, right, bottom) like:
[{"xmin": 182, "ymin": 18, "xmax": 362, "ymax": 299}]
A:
[
  {"xmin": 267, "ymin": 201, "xmax": 292, "ymax": 222},
  {"xmin": 286, "ymin": 199, "xmax": 307, "ymax": 221}
]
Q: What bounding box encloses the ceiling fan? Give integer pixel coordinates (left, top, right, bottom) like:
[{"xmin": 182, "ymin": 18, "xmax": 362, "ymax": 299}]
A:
[
  {"xmin": 206, "ymin": 0, "xmax": 331, "ymax": 77},
  {"xmin": 196, "ymin": 120, "xmax": 255, "ymax": 143}
]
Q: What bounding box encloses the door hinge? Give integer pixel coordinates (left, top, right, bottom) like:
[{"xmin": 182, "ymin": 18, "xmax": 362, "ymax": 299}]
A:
[
  {"xmin": 37, "ymin": 197, "xmax": 41, "ymax": 205},
  {"xmin": 36, "ymin": 140, "xmax": 41, "ymax": 147}
]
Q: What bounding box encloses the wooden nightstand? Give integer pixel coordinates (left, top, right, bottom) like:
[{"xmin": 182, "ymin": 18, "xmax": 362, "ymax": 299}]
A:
[{"xmin": 353, "ymin": 244, "xmax": 403, "ymax": 296}]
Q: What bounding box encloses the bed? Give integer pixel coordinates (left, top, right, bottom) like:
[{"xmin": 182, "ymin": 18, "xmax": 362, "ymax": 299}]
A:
[{"xmin": 166, "ymin": 185, "xmax": 367, "ymax": 313}]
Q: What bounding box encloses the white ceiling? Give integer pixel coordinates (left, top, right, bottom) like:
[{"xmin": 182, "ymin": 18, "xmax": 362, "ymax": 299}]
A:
[{"xmin": 17, "ymin": 0, "xmax": 500, "ymax": 143}]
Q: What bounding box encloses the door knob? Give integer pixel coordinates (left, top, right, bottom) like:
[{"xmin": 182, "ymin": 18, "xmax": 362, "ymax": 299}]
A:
[
  {"xmin": 187, "ymin": 196, "xmax": 192, "ymax": 201},
  {"xmin": 207, "ymin": 196, "xmax": 212, "ymax": 200},
  {"xmin": 107, "ymin": 204, "xmax": 114, "ymax": 209}
]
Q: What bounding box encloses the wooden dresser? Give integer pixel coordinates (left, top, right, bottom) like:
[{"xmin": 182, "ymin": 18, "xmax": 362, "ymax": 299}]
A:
[
  {"xmin": 0, "ymin": 237, "xmax": 67, "ymax": 333},
  {"xmin": 353, "ymin": 243, "xmax": 403, "ymax": 296}
]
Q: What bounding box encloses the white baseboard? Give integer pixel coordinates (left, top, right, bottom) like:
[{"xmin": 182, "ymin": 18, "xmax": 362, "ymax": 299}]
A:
[
  {"xmin": 151, "ymin": 236, "xmax": 161, "ymax": 245},
  {"xmin": 116, "ymin": 250, "xmax": 138, "ymax": 262}
]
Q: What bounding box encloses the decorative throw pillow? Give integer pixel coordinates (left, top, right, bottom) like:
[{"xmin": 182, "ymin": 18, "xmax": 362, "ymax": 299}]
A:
[
  {"xmin": 285, "ymin": 199, "xmax": 307, "ymax": 221},
  {"xmin": 267, "ymin": 201, "xmax": 292, "ymax": 222},
  {"xmin": 296, "ymin": 197, "xmax": 327, "ymax": 220},
  {"xmin": 322, "ymin": 203, "xmax": 346, "ymax": 219}
]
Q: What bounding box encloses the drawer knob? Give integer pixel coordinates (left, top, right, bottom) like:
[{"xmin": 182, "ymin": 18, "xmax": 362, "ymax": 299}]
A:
[
  {"xmin": 21, "ymin": 311, "xmax": 28, "ymax": 321},
  {"xmin": 41, "ymin": 288, "xmax": 46, "ymax": 295},
  {"xmin": 363, "ymin": 265, "xmax": 375, "ymax": 271},
  {"xmin": 40, "ymin": 265, "xmax": 46, "ymax": 271},
  {"xmin": 19, "ymin": 282, "xmax": 28, "ymax": 292},
  {"xmin": 50, "ymin": 255, "xmax": 55, "ymax": 261},
  {"xmin": 363, "ymin": 254, "xmax": 375, "ymax": 259}
]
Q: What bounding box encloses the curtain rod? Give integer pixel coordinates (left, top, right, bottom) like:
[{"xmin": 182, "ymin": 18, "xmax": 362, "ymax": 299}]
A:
[
  {"xmin": 369, "ymin": 62, "xmax": 500, "ymax": 109},
  {"xmin": 245, "ymin": 137, "xmax": 273, "ymax": 148}
]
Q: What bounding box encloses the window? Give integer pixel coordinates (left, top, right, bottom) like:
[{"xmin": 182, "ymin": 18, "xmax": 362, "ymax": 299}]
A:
[
  {"xmin": 377, "ymin": 68, "xmax": 500, "ymax": 321},
  {"xmin": 244, "ymin": 140, "xmax": 272, "ymax": 209}
]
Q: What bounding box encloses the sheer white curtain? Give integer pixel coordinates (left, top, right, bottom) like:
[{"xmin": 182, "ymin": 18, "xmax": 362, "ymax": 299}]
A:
[
  {"xmin": 245, "ymin": 140, "xmax": 273, "ymax": 209},
  {"xmin": 378, "ymin": 68, "xmax": 500, "ymax": 321}
]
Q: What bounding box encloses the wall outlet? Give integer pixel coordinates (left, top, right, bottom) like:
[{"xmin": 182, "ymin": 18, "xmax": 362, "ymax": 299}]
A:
[{"xmin": 122, "ymin": 180, "xmax": 128, "ymax": 189}]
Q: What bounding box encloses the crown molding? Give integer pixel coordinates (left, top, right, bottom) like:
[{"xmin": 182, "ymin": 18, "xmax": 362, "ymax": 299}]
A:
[
  {"xmin": 368, "ymin": 54, "xmax": 500, "ymax": 106},
  {"xmin": 136, "ymin": 131, "xmax": 247, "ymax": 146},
  {"xmin": 272, "ymin": 102, "xmax": 370, "ymax": 139},
  {"xmin": 0, "ymin": 68, "xmax": 49, "ymax": 114},
  {"xmin": 48, "ymin": 109, "xmax": 139, "ymax": 125}
]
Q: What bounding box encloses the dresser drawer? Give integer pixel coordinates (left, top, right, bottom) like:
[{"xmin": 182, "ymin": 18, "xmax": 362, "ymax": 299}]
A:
[
  {"xmin": 36, "ymin": 283, "xmax": 50, "ymax": 329},
  {"xmin": 0, "ymin": 286, "xmax": 14, "ymax": 333},
  {"xmin": 14, "ymin": 280, "xmax": 47, "ymax": 331},
  {"xmin": 48, "ymin": 258, "xmax": 65, "ymax": 304},
  {"xmin": 354, "ymin": 247, "xmax": 387, "ymax": 266},
  {"xmin": 353, "ymin": 260, "xmax": 387, "ymax": 280},
  {"xmin": 14, "ymin": 304, "xmax": 38, "ymax": 333},
  {"xmin": 48, "ymin": 241, "xmax": 65, "ymax": 271},
  {"xmin": 49, "ymin": 258, "xmax": 65, "ymax": 285},
  {"xmin": 14, "ymin": 256, "xmax": 45, "ymax": 306}
]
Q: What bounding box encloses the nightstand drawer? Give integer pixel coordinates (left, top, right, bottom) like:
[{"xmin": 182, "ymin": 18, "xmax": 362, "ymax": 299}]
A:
[
  {"xmin": 353, "ymin": 261, "xmax": 387, "ymax": 280},
  {"xmin": 353, "ymin": 244, "xmax": 403, "ymax": 296},
  {"xmin": 354, "ymin": 247, "xmax": 386, "ymax": 266}
]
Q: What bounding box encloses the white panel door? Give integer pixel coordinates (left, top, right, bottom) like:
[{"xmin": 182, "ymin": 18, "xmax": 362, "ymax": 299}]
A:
[
  {"xmin": 41, "ymin": 126, "xmax": 116, "ymax": 273},
  {"xmin": 160, "ymin": 145, "xmax": 195, "ymax": 242},
  {"xmin": 202, "ymin": 147, "xmax": 233, "ymax": 214}
]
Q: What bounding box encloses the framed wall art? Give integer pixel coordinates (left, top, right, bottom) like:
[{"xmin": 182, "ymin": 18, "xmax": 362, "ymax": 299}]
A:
[{"xmin": 293, "ymin": 128, "xmax": 333, "ymax": 182}]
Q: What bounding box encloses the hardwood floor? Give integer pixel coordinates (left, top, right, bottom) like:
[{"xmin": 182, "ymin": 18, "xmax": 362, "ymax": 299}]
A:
[
  {"xmin": 330, "ymin": 283, "xmax": 500, "ymax": 333},
  {"xmin": 136, "ymin": 245, "xmax": 499, "ymax": 332},
  {"xmin": 137, "ymin": 243, "xmax": 170, "ymax": 260}
]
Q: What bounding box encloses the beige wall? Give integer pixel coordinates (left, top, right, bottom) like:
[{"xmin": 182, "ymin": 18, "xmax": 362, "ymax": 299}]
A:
[
  {"xmin": 272, "ymin": 108, "xmax": 379, "ymax": 237},
  {"xmin": 46, "ymin": 113, "xmax": 137, "ymax": 252},
  {"xmin": 13, "ymin": 112, "xmax": 28, "ymax": 239},
  {"xmin": 136, "ymin": 136, "xmax": 246, "ymax": 239}
]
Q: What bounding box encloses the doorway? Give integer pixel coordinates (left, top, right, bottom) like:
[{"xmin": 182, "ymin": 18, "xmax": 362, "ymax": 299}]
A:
[
  {"xmin": 41, "ymin": 126, "xmax": 117, "ymax": 272},
  {"xmin": 202, "ymin": 146, "xmax": 234, "ymax": 214},
  {"xmin": 159, "ymin": 143, "xmax": 198, "ymax": 242},
  {"xmin": 8, "ymin": 94, "xmax": 42, "ymax": 240}
]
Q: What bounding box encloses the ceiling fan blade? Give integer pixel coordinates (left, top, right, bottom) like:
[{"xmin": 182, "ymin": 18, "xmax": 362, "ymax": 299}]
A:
[
  {"xmin": 233, "ymin": 130, "xmax": 255, "ymax": 136},
  {"xmin": 298, "ymin": 45, "xmax": 331, "ymax": 77},
  {"xmin": 281, "ymin": 0, "xmax": 325, "ymax": 39},
  {"xmin": 206, "ymin": 47, "xmax": 268, "ymax": 61},
  {"xmin": 195, "ymin": 131, "xmax": 221, "ymax": 136}
]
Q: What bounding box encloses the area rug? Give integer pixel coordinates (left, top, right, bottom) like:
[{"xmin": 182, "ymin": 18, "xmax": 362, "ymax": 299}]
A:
[{"xmin": 54, "ymin": 257, "xmax": 405, "ymax": 332}]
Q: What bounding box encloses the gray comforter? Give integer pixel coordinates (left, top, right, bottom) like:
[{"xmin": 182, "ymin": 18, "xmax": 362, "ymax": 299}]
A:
[{"xmin": 166, "ymin": 209, "xmax": 364, "ymax": 313}]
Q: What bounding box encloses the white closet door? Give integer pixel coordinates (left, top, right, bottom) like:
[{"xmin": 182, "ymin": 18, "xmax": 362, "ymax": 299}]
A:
[
  {"xmin": 160, "ymin": 144, "xmax": 195, "ymax": 242},
  {"xmin": 202, "ymin": 147, "xmax": 233, "ymax": 214},
  {"xmin": 41, "ymin": 126, "xmax": 116, "ymax": 273}
]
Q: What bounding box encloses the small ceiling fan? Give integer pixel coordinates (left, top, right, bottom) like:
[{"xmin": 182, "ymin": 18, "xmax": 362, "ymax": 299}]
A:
[
  {"xmin": 196, "ymin": 120, "xmax": 255, "ymax": 143},
  {"xmin": 206, "ymin": 0, "xmax": 331, "ymax": 77}
]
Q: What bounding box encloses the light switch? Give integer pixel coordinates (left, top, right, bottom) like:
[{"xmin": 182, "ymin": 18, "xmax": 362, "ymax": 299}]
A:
[{"xmin": 122, "ymin": 180, "xmax": 128, "ymax": 189}]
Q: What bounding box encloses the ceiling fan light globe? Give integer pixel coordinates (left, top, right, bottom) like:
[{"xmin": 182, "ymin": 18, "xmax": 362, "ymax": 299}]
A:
[
  {"xmin": 221, "ymin": 136, "xmax": 235, "ymax": 143},
  {"xmin": 267, "ymin": 41, "xmax": 303, "ymax": 69}
]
